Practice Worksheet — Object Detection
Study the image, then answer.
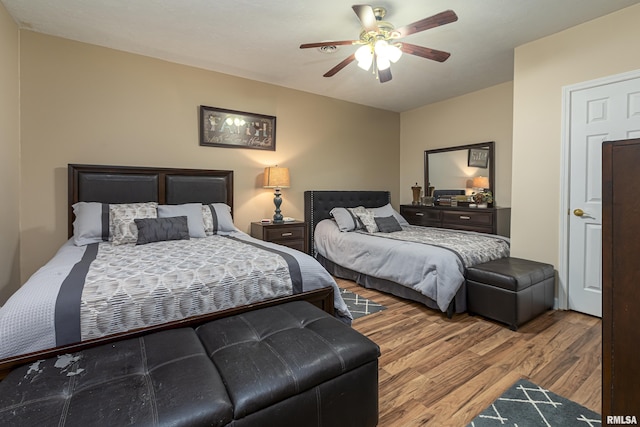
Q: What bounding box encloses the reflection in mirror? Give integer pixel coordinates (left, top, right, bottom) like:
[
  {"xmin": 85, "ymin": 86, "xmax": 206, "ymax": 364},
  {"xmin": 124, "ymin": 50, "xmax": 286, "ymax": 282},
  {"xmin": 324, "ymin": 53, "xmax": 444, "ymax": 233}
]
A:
[{"xmin": 424, "ymin": 141, "xmax": 495, "ymax": 201}]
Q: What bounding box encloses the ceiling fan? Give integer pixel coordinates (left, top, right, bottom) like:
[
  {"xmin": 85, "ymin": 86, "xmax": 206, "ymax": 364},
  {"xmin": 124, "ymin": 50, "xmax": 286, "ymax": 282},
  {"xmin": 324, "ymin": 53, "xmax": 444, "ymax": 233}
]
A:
[{"xmin": 300, "ymin": 5, "xmax": 458, "ymax": 83}]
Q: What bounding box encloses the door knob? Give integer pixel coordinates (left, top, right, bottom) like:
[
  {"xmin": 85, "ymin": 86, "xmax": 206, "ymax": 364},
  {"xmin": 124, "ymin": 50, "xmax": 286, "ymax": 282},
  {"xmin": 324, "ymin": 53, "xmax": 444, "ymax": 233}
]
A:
[{"xmin": 573, "ymin": 208, "xmax": 584, "ymax": 217}]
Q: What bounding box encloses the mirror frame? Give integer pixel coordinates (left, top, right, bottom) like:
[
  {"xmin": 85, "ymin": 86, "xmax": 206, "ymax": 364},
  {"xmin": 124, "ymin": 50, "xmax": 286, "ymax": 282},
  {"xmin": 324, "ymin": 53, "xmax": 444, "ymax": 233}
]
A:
[{"xmin": 424, "ymin": 141, "xmax": 495, "ymax": 201}]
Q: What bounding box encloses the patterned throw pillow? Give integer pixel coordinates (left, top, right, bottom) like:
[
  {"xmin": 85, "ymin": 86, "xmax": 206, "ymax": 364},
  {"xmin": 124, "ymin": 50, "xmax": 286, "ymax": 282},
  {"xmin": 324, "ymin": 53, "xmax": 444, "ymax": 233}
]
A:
[
  {"xmin": 350, "ymin": 206, "xmax": 378, "ymax": 233},
  {"xmin": 202, "ymin": 203, "xmax": 237, "ymax": 235},
  {"xmin": 135, "ymin": 216, "xmax": 190, "ymax": 245},
  {"xmin": 110, "ymin": 202, "xmax": 158, "ymax": 245}
]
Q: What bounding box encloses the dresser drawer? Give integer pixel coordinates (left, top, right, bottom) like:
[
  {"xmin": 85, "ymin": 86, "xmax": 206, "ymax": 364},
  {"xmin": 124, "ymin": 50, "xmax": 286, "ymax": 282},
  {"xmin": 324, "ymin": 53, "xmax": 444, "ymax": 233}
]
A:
[
  {"xmin": 442, "ymin": 210, "xmax": 493, "ymax": 228},
  {"xmin": 263, "ymin": 225, "xmax": 305, "ymax": 242},
  {"xmin": 400, "ymin": 206, "xmax": 441, "ymax": 227}
]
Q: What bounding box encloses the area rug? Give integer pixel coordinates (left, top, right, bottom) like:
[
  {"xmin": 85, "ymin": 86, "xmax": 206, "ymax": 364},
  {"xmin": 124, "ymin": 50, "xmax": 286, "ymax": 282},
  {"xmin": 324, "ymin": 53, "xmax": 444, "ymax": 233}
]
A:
[
  {"xmin": 339, "ymin": 288, "xmax": 386, "ymax": 320},
  {"xmin": 468, "ymin": 379, "xmax": 601, "ymax": 426}
]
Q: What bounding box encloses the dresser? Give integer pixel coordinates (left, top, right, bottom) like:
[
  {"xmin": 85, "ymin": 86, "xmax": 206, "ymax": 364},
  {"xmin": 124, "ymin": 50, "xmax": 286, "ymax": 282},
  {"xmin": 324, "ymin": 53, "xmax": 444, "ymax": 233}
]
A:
[
  {"xmin": 250, "ymin": 221, "xmax": 308, "ymax": 253},
  {"xmin": 602, "ymin": 138, "xmax": 640, "ymax": 417},
  {"xmin": 399, "ymin": 205, "xmax": 511, "ymax": 237}
]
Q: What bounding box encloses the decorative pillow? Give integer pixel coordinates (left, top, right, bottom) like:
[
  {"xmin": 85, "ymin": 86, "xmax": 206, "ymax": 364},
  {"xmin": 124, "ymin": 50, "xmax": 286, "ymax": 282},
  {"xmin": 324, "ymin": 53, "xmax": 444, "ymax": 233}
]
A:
[
  {"xmin": 202, "ymin": 203, "xmax": 237, "ymax": 235},
  {"xmin": 110, "ymin": 202, "xmax": 158, "ymax": 245},
  {"xmin": 158, "ymin": 203, "xmax": 206, "ymax": 238},
  {"xmin": 370, "ymin": 203, "xmax": 410, "ymax": 226},
  {"xmin": 72, "ymin": 202, "xmax": 110, "ymax": 246},
  {"xmin": 330, "ymin": 207, "xmax": 362, "ymax": 232},
  {"xmin": 135, "ymin": 216, "xmax": 190, "ymax": 245},
  {"xmin": 351, "ymin": 206, "xmax": 378, "ymax": 233},
  {"xmin": 374, "ymin": 216, "xmax": 403, "ymax": 233}
]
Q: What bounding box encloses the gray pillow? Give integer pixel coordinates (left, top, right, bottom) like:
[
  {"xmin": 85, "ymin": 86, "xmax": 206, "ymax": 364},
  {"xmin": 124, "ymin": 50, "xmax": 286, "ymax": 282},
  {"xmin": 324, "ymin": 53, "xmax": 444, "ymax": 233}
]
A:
[
  {"xmin": 370, "ymin": 203, "xmax": 410, "ymax": 226},
  {"xmin": 158, "ymin": 203, "xmax": 206, "ymax": 238},
  {"xmin": 374, "ymin": 216, "xmax": 403, "ymax": 233},
  {"xmin": 135, "ymin": 216, "xmax": 190, "ymax": 245},
  {"xmin": 330, "ymin": 207, "xmax": 361, "ymax": 232},
  {"xmin": 72, "ymin": 202, "xmax": 109, "ymax": 246},
  {"xmin": 202, "ymin": 203, "xmax": 238, "ymax": 235}
]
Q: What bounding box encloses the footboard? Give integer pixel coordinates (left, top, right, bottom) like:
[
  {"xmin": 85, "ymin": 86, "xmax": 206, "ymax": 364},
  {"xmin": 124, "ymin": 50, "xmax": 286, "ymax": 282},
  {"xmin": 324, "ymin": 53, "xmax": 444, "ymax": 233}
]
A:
[{"xmin": 0, "ymin": 287, "xmax": 334, "ymax": 380}]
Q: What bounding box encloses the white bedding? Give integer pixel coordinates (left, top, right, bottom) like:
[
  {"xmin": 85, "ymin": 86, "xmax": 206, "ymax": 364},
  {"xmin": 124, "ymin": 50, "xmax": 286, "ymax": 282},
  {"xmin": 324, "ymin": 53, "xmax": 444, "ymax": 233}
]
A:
[
  {"xmin": 0, "ymin": 231, "xmax": 350, "ymax": 360},
  {"xmin": 314, "ymin": 219, "xmax": 510, "ymax": 313}
]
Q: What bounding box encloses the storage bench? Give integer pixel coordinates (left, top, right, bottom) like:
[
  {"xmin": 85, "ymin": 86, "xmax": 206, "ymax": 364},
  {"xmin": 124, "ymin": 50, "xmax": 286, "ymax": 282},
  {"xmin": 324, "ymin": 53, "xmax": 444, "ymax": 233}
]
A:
[
  {"xmin": 0, "ymin": 301, "xmax": 380, "ymax": 427},
  {"xmin": 466, "ymin": 257, "xmax": 555, "ymax": 330}
]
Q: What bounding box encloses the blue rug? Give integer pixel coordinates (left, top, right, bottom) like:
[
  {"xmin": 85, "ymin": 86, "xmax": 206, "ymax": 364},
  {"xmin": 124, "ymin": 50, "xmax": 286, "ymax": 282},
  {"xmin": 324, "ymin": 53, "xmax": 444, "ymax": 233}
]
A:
[
  {"xmin": 468, "ymin": 379, "xmax": 601, "ymax": 426},
  {"xmin": 339, "ymin": 288, "xmax": 386, "ymax": 320}
]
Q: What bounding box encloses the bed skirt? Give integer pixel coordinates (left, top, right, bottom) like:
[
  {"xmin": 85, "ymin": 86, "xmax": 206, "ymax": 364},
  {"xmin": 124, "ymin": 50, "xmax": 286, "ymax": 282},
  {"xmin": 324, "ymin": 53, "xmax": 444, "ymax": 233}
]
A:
[{"xmin": 316, "ymin": 254, "xmax": 464, "ymax": 317}]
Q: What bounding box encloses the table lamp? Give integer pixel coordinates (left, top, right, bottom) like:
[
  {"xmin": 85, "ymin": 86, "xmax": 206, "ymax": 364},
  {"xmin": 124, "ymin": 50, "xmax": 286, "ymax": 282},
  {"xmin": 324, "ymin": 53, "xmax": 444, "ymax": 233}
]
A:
[{"xmin": 263, "ymin": 166, "xmax": 290, "ymax": 223}]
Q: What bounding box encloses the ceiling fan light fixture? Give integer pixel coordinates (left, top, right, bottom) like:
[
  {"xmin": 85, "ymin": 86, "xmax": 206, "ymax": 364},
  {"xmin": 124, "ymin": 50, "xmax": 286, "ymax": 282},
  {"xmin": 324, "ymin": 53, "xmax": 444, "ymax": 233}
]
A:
[
  {"xmin": 387, "ymin": 43, "xmax": 403, "ymax": 63},
  {"xmin": 355, "ymin": 44, "xmax": 373, "ymax": 70},
  {"xmin": 376, "ymin": 54, "xmax": 391, "ymax": 71}
]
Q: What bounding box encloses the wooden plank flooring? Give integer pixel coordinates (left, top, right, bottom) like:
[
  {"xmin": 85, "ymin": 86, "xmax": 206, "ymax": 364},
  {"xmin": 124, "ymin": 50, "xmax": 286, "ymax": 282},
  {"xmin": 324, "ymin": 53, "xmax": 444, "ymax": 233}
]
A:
[{"xmin": 336, "ymin": 277, "xmax": 602, "ymax": 427}]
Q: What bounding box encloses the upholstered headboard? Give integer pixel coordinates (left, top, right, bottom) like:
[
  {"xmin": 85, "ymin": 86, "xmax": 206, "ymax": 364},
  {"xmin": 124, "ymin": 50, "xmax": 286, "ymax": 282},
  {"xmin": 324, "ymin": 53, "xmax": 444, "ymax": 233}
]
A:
[
  {"xmin": 304, "ymin": 190, "xmax": 391, "ymax": 256},
  {"xmin": 68, "ymin": 164, "xmax": 233, "ymax": 238}
]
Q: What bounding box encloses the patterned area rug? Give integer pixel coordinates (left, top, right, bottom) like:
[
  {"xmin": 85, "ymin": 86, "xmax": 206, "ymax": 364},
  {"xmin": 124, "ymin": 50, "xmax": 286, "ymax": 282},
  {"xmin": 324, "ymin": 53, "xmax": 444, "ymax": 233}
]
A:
[
  {"xmin": 468, "ymin": 379, "xmax": 601, "ymax": 426},
  {"xmin": 339, "ymin": 288, "xmax": 386, "ymax": 320}
]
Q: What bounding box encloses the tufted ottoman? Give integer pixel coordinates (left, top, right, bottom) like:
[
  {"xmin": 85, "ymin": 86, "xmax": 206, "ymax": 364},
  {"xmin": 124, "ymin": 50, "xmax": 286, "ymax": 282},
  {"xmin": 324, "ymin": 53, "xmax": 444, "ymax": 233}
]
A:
[
  {"xmin": 466, "ymin": 257, "xmax": 555, "ymax": 330},
  {"xmin": 0, "ymin": 301, "xmax": 380, "ymax": 427}
]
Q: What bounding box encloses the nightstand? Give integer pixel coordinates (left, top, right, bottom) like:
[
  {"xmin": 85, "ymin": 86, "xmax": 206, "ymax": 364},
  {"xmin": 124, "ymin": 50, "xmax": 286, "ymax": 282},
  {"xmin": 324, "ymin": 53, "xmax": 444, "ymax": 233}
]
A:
[{"xmin": 250, "ymin": 221, "xmax": 307, "ymax": 253}]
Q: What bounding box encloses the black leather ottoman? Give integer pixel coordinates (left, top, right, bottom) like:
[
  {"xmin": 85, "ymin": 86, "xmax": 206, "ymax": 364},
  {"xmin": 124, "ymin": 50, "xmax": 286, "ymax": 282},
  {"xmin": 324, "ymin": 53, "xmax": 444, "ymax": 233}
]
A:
[
  {"xmin": 0, "ymin": 301, "xmax": 380, "ymax": 427},
  {"xmin": 466, "ymin": 257, "xmax": 555, "ymax": 330}
]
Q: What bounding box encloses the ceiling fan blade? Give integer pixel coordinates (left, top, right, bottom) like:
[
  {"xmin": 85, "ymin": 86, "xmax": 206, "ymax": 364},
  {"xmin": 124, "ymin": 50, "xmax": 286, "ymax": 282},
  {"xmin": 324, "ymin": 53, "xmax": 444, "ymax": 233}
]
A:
[
  {"xmin": 323, "ymin": 53, "xmax": 356, "ymax": 77},
  {"xmin": 300, "ymin": 40, "xmax": 357, "ymax": 49},
  {"xmin": 352, "ymin": 4, "xmax": 379, "ymax": 33},
  {"xmin": 400, "ymin": 43, "xmax": 451, "ymax": 62},
  {"xmin": 392, "ymin": 10, "xmax": 458, "ymax": 39},
  {"xmin": 378, "ymin": 67, "xmax": 392, "ymax": 83}
]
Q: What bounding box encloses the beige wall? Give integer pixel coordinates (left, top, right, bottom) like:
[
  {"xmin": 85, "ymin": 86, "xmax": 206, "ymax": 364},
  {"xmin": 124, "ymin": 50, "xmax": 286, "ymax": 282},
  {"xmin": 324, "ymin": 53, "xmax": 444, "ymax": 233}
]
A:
[
  {"xmin": 18, "ymin": 31, "xmax": 399, "ymax": 281},
  {"xmin": 0, "ymin": 3, "xmax": 20, "ymax": 304},
  {"xmin": 511, "ymin": 4, "xmax": 640, "ymax": 267},
  {"xmin": 400, "ymin": 82, "xmax": 513, "ymax": 207}
]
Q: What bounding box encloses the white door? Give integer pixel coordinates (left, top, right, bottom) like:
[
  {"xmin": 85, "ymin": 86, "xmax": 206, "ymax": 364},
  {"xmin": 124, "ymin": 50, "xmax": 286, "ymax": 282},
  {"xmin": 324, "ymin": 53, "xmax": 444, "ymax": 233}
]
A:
[{"xmin": 567, "ymin": 74, "xmax": 640, "ymax": 317}]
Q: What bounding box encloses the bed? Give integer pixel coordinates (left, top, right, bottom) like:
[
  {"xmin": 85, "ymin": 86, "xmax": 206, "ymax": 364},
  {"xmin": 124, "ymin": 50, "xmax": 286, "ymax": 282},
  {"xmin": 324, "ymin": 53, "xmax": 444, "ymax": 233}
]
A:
[
  {"xmin": 0, "ymin": 165, "xmax": 350, "ymax": 373},
  {"xmin": 304, "ymin": 190, "xmax": 510, "ymax": 316}
]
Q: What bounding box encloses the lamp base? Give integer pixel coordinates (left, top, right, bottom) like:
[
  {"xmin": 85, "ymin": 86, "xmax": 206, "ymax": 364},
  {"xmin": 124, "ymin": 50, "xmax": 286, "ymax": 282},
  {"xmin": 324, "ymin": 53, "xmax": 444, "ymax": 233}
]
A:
[{"xmin": 272, "ymin": 189, "xmax": 284, "ymax": 223}]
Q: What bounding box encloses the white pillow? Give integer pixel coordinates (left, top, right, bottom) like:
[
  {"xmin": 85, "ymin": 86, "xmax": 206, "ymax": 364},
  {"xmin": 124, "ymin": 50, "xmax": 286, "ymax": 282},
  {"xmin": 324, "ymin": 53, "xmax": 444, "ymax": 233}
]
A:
[
  {"xmin": 158, "ymin": 203, "xmax": 206, "ymax": 238},
  {"xmin": 370, "ymin": 203, "xmax": 409, "ymax": 226},
  {"xmin": 110, "ymin": 202, "xmax": 158, "ymax": 245},
  {"xmin": 72, "ymin": 202, "xmax": 109, "ymax": 246},
  {"xmin": 202, "ymin": 203, "xmax": 237, "ymax": 235}
]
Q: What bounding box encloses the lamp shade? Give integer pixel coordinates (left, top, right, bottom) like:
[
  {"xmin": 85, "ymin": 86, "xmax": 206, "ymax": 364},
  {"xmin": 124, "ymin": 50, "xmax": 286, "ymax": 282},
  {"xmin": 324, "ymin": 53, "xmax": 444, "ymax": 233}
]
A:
[
  {"xmin": 472, "ymin": 176, "xmax": 489, "ymax": 189},
  {"xmin": 263, "ymin": 166, "xmax": 290, "ymax": 189}
]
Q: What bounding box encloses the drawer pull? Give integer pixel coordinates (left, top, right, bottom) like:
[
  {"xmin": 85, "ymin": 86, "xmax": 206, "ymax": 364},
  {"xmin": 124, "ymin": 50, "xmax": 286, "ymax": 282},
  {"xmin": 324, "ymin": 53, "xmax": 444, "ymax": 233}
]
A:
[
  {"xmin": 415, "ymin": 212, "xmax": 424, "ymax": 216},
  {"xmin": 281, "ymin": 232, "xmax": 293, "ymax": 237},
  {"xmin": 459, "ymin": 216, "xmax": 471, "ymax": 220}
]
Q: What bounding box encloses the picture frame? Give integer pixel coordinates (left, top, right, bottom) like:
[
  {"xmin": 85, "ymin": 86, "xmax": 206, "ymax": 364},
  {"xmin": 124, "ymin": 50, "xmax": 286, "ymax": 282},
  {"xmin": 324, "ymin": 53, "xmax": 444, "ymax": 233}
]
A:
[
  {"xmin": 468, "ymin": 148, "xmax": 489, "ymax": 168},
  {"xmin": 199, "ymin": 105, "xmax": 276, "ymax": 151}
]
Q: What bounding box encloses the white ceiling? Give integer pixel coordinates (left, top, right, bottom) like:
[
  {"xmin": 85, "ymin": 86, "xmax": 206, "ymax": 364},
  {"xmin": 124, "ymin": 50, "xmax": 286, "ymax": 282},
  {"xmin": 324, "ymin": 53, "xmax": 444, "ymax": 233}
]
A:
[{"xmin": 2, "ymin": 0, "xmax": 638, "ymax": 112}]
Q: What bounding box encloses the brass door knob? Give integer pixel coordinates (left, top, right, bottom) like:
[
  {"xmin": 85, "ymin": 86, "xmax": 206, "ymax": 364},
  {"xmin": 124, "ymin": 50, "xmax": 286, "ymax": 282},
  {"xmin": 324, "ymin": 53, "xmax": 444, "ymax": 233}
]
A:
[{"xmin": 573, "ymin": 208, "xmax": 584, "ymax": 217}]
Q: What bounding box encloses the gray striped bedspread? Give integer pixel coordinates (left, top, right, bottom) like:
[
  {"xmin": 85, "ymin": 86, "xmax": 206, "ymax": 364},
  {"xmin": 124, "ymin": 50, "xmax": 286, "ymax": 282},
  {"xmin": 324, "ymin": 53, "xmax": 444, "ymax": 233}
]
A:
[{"xmin": 0, "ymin": 232, "xmax": 350, "ymax": 360}]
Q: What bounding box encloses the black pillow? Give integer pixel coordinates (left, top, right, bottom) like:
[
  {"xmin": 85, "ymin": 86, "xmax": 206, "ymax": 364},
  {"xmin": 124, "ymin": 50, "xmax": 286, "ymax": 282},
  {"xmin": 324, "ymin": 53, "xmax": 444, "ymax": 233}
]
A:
[
  {"xmin": 374, "ymin": 215, "xmax": 403, "ymax": 233},
  {"xmin": 135, "ymin": 216, "xmax": 190, "ymax": 245}
]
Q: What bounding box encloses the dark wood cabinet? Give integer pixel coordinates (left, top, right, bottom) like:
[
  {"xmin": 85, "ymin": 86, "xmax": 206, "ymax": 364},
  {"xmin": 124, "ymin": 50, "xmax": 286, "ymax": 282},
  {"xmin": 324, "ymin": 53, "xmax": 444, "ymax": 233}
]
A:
[
  {"xmin": 251, "ymin": 221, "xmax": 307, "ymax": 253},
  {"xmin": 400, "ymin": 205, "xmax": 511, "ymax": 237},
  {"xmin": 602, "ymin": 138, "xmax": 640, "ymax": 419}
]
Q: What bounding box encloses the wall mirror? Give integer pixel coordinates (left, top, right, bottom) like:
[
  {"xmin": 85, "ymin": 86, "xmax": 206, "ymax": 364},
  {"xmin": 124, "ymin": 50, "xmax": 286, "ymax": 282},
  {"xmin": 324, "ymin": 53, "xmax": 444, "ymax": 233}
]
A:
[{"xmin": 424, "ymin": 141, "xmax": 495, "ymax": 200}]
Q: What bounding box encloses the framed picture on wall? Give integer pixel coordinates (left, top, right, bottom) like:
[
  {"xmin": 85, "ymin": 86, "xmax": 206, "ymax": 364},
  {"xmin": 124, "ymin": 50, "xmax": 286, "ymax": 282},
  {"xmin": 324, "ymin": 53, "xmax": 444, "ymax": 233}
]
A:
[
  {"xmin": 199, "ymin": 105, "xmax": 276, "ymax": 151},
  {"xmin": 468, "ymin": 148, "xmax": 489, "ymax": 168}
]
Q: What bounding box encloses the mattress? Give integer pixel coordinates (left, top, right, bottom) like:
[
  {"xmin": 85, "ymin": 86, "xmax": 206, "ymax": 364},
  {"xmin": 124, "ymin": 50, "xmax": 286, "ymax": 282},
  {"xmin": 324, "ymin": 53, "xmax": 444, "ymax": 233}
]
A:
[{"xmin": 0, "ymin": 232, "xmax": 350, "ymax": 360}]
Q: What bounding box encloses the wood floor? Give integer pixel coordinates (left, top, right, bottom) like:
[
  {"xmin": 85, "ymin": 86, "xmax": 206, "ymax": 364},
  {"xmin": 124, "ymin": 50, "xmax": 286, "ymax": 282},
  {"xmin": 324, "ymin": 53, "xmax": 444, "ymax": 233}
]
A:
[{"xmin": 336, "ymin": 278, "xmax": 602, "ymax": 427}]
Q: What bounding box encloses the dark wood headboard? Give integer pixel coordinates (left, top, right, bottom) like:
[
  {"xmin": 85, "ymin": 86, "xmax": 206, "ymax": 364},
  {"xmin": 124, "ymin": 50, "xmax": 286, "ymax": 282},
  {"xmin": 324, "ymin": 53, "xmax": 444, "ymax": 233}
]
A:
[
  {"xmin": 304, "ymin": 190, "xmax": 391, "ymax": 256},
  {"xmin": 68, "ymin": 164, "xmax": 233, "ymax": 238}
]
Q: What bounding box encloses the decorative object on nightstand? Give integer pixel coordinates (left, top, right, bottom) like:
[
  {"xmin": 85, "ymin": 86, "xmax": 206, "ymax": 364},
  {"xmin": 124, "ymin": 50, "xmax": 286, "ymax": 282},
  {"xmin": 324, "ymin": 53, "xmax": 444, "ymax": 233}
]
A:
[
  {"xmin": 263, "ymin": 166, "xmax": 290, "ymax": 223},
  {"xmin": 251, "ymin": 220, "xmax": 307, "ymax": 253},
  {"xmin": 472, "ymin": 190, "xmax": 493, "ymax": 208}
]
